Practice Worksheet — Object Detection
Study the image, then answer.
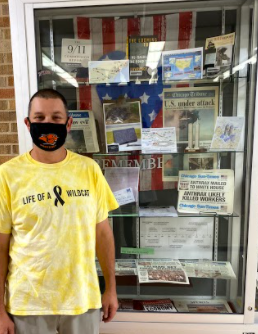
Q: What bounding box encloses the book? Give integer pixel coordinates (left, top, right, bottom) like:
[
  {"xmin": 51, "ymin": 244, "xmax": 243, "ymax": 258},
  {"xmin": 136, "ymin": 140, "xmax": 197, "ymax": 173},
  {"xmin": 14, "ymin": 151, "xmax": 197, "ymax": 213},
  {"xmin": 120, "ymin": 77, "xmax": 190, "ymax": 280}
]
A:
[{"xmin": 128, "ymin": 35, "xmax": 159, "ymax": 81}]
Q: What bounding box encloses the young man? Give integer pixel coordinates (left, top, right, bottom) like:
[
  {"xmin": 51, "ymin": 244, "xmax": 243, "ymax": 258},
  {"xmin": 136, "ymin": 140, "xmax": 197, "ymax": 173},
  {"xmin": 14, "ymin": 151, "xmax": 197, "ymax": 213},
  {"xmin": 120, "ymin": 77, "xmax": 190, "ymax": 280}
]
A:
[{"xmin": 0, "ymin": 89, "xmax": 119, "ymax": 334}]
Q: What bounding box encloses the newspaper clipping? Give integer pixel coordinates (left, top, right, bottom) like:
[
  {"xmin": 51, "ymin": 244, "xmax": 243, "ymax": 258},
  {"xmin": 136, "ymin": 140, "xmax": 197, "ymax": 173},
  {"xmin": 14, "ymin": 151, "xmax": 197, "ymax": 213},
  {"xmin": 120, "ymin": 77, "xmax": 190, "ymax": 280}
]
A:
[
  {"xmin": 137, "ymin": 260, "xmax": 189, "ymax": 284},
  {"xmin": 97, "ymin": 259, "xmax": 137, "ymax": 276},
  {"xmin": 174, "ymin": 299, "xmax": 232, "ymax": 313},
  {"xmin": 177, "ymin": 169, "xmax": 234, "ymax": 215},
  {"xmin": 163, "ymin": 87, "xmax": 219, "ymax": 151},
  {"xmin": 66, "ymin": 111, "xmax": 99, "ymax": 153},
  {"xmin": 181, "ymin": 260, "xmax": 236, "ymax": 279}
]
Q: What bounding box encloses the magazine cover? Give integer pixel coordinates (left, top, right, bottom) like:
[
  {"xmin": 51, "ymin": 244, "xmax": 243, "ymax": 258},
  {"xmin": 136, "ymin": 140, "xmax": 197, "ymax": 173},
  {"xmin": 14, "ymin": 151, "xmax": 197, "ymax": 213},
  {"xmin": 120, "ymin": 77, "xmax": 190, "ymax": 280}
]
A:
[
  {"xmin": 205, "ymin": 32, "xmax": 235, "ymax": 68},
  {"xmin": 177, "ymin": 169, "xmax": 235, "ymax": 215},
  {"xmin": 162, "ymin": 47, "xmax": 203, "ymax": 81},
  {"xmin": 128, "ymin": 35, "xmax": 159, "ymax": 81},
  {"xmin": 210, "ymin": 116, "xmax": 244, "ymax": 151},
  {"xmin": 66, "ymin": 111, "xmax": 99, "ymax": 153}
]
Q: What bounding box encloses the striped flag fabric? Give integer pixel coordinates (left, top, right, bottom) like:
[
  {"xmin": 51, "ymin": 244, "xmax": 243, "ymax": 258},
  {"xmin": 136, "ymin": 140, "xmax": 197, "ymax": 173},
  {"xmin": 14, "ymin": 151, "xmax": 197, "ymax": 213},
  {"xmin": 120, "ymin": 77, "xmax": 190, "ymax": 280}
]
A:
[{"xmin": 75, "ymin": 12, "xmax": 195, "ymax": 191}]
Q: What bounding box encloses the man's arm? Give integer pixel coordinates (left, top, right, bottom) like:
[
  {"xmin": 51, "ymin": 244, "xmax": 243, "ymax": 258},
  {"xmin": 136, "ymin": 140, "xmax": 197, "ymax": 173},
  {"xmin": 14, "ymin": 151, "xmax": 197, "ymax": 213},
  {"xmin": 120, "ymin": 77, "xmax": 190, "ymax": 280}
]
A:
[
  {"xmin": 0, "ymin": 233, "xmax": 14, "ymax": 334},
  {"xmin": 0, "ymin": 233, "xmax": 10, "ymax": 313},
  {"xmin": 96, "ymin": 218, "xmax": 118, "ymax": 323}
]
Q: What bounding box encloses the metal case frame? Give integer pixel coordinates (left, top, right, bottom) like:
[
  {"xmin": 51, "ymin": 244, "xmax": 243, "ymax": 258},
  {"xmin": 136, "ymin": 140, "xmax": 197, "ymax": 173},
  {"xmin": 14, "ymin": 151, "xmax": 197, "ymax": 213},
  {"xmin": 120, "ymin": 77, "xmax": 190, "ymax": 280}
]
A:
[{"xmin": 8, "ymin": 0, "xmax": 258, "ymax": 332}]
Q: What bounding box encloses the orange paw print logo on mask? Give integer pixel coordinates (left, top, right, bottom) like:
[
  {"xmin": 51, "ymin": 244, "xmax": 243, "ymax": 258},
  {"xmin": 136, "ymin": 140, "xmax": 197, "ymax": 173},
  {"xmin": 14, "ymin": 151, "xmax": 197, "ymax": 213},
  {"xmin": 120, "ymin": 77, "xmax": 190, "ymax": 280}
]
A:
[{"xmin": 39, "ymin": 134, "xmax": 58, "ymax": 146}]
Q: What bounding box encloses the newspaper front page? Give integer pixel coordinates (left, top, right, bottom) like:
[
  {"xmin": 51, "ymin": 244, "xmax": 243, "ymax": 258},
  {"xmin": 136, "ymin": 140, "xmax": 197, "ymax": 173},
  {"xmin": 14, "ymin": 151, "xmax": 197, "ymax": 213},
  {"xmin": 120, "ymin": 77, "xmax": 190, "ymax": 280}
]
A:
[
  {"xmin": 174, "ymin": 299, "xmax": 232, "ymax": 313},
  {"xmin": 66, "ymin": 111, "xmax": 99, "ymax": 153},
  {"xmin": 137, "ymin": 260, "xmax": 189, "ymax": 284},
  {"xmin": 97, "ymin": 259, "xmax": 137, "ymax": 276},
  {"xmin": 177, "ymin": 169, "xmax": 234, "ymax": 215},
  {"xmin": 163, "ymin": 87, "xmax": 219, "ymax": 150},
  {"xmin": 181, "ymin": 260, "xmax": 236, "ymax": 279}
]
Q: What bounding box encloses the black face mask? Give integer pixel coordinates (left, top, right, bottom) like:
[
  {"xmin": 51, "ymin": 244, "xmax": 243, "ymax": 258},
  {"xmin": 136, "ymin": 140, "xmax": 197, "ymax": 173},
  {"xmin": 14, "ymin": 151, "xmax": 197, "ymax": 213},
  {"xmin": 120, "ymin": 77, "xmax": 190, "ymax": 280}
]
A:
[{"xmin": 27, "ymin": 117, "xmax": 69, "ymax": 152}]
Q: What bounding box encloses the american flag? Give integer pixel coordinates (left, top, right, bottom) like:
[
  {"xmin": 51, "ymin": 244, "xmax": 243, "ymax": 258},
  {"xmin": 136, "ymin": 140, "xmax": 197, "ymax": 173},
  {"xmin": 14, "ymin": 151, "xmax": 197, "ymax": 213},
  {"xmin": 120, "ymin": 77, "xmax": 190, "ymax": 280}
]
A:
[{"xmin": 75, "ymin": 13, "xmax": 195, "ymax": 191}]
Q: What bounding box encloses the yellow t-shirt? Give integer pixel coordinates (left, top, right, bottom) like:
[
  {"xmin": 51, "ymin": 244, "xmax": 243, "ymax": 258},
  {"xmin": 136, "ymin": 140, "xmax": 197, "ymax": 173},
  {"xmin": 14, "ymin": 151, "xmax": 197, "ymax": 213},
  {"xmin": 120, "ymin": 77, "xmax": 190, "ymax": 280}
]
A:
[{"xmin": 0, "ymin": 150, "xmax": 119, "ymax": 315}]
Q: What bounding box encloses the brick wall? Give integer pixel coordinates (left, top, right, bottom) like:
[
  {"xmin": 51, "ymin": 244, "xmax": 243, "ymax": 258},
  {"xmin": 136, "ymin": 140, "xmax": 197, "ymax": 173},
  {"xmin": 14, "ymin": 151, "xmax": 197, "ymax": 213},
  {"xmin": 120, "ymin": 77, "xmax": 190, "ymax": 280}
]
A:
[{"xmin": 0, "ymin": 0, "xmax": 19, "ymax": 165}]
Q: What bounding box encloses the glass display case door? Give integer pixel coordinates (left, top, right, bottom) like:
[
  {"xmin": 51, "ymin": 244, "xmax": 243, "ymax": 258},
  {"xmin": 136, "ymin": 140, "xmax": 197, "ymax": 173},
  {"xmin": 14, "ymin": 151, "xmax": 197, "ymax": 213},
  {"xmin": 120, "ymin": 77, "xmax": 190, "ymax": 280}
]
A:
[{"xmin": 8, "ymin": 0, "xmax": 258, "ymax": 329}]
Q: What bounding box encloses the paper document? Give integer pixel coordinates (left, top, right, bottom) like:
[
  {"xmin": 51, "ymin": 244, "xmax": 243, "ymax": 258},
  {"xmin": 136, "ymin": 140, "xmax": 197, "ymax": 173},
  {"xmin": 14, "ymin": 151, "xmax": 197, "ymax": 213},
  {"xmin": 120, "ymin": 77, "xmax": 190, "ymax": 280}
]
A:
[
  {"xmin": 139, "ymin": 206, "xmax": 178, "ymax": 217},
  {"xmin": 142, "ymin": 128, "xmax": 177, "ymax": 153},
  {"xmin": 89, "ymin": 60, "xmax": 129, "ymax": 84},
  {"xmin": 113, "ymin": 187, "xmax": 135, "ymax": 206},
  {"xmin": 105, "ymin": 167, "xmax": 140, "ymax": 205},
  {"xmin": 140, "ymin": 217, "xmax": 213, "ymax": 260}
]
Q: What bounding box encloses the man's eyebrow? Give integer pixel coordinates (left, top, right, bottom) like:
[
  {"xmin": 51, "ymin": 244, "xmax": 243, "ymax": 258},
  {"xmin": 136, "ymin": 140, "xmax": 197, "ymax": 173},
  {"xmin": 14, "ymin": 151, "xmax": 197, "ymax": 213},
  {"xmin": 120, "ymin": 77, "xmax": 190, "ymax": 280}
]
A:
[
  {"xmin": 33, "ymin": 112, "xmax": 44, "ymax": 115},
  {"xmin": 33, "ymin": 111, "xmax": 64, "ymax": 115},
  {"xmin": 52, "ymin": 111, "xmax": 64, "ymax": 114}
]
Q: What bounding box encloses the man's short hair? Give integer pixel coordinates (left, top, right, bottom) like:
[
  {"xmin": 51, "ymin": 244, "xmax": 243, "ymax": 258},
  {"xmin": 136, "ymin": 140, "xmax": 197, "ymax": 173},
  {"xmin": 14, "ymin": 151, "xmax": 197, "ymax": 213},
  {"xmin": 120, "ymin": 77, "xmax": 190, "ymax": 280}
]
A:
[{"xmin": 28, "ymin": 89, "xmax": 68, "ymax": 116}]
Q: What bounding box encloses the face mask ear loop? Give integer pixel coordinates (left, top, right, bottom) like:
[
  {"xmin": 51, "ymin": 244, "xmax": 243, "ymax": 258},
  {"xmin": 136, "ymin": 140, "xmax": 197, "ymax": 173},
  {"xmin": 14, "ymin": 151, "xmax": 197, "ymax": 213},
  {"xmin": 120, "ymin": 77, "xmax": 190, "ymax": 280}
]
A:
[
  {"xmin": 27, "ymin": 117, "xmax": 31, "ymax": 125},
  {"xmin": 65, "ymin": 117, "xmax": 70, "ymax": 126}
]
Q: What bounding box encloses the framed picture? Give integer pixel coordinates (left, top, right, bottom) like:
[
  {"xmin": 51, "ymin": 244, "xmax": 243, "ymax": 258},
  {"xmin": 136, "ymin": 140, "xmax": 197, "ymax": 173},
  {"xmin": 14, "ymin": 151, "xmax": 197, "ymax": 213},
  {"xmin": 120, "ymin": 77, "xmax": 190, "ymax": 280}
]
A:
[
  {"xmin": 183, "ymin": 153, "xmax": 218, "ymax": 170},
  {"xmin": 162, "ymin": 154, "xmax": 184, "ymax": 181}
]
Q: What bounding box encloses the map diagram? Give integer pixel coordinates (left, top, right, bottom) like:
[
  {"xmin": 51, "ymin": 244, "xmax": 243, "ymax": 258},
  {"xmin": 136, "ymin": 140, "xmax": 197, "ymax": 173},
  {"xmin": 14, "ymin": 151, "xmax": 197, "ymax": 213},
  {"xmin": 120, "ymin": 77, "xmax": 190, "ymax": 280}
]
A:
[
  {"xmin": 142, "ymin": 127, "xmax": 177, "ymax": 153},
  {"xmin": 89, "ymin": 60, "xmax": 129, "ymax": 84}
]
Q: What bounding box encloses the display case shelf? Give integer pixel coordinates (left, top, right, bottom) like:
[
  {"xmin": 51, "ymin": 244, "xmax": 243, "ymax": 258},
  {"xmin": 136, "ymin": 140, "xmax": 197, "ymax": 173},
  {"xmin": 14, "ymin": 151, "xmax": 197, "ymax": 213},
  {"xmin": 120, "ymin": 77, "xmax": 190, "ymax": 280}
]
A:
[
  {"xmin": 92, "ymin": 151, "xmax": 245, "ymax": 157},
  {"xmin": 109, "ymin": 212, "xmax": 239, "ymax": 218}
]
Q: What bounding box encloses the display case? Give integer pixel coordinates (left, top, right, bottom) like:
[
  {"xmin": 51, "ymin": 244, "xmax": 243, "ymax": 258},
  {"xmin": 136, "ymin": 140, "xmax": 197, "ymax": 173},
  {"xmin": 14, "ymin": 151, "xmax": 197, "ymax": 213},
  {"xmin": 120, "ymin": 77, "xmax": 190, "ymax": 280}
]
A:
[{"xmin": 9, "ymin": 0, "xmax": 258, "ymax": 333}]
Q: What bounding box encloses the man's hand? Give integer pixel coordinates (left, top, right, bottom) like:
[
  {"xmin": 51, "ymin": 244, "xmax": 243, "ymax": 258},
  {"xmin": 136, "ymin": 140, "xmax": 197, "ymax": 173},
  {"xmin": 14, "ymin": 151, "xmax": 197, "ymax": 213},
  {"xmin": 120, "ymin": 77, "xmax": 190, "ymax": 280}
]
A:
[
  {"xmin": 101, "ymin": 289, "xmax": 118, "ymax": 323},
  {"xmin": 0, "ymin": 310, "xmax": 15, "ymax": 334}
]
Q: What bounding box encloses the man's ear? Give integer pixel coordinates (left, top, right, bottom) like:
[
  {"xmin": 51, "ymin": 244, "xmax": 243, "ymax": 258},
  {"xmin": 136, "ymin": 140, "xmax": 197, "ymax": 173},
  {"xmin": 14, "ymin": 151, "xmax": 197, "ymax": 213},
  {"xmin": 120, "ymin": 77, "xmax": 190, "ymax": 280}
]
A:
[
  {"xmin": 67, "ymin": 117, "xmax": 73, "ymax": 133},
  {"xmin": 24, "ymin": 117, "xmax": 30, "ymax": 131}
]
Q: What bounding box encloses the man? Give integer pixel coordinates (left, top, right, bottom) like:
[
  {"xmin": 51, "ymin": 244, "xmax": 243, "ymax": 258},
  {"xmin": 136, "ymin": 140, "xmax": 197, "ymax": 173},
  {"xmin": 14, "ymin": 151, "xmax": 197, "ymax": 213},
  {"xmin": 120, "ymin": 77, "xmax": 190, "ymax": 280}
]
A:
[{"xmin": 0, "ymin": 89, "xmax": 119, "ymax": 334}]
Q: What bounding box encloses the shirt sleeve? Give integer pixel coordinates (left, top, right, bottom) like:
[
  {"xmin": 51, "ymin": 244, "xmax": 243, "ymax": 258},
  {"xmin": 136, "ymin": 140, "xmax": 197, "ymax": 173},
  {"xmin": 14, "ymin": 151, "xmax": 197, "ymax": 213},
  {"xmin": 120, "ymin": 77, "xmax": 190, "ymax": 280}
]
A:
[
  {"xmin": 0, "ymin": 172, "xmax": 12, "ymax": 234},
  {"xmin": 94, "ymin": 163, "xmax": 119, "ymax": 224}
]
